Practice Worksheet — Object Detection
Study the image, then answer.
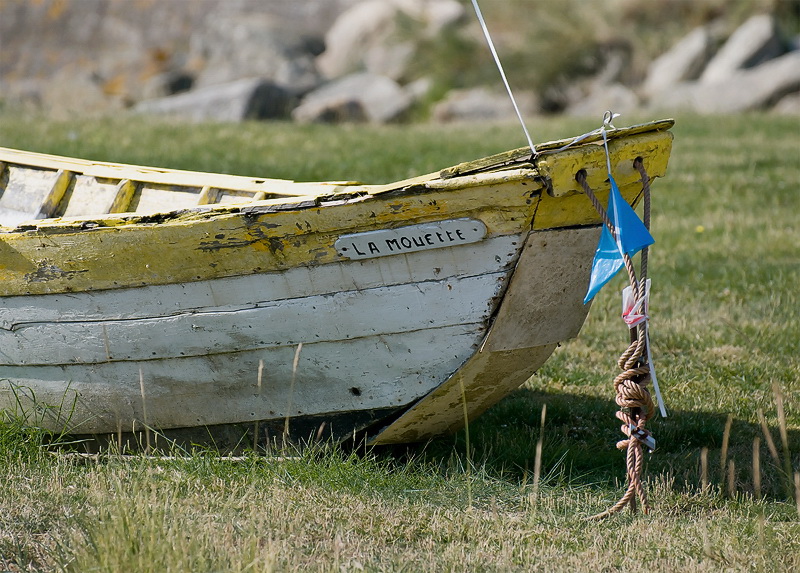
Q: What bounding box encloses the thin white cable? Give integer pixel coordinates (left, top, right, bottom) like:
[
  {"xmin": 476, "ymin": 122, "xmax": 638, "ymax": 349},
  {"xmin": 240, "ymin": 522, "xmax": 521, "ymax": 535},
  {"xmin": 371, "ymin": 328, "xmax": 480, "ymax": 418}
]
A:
[
  {"xmin": 470, "ymin": 0, "xmax": 536, "ymax": 156},
  {"xmin": 646, "ymin": 325, "xmax": 667, "ymax": 418}
]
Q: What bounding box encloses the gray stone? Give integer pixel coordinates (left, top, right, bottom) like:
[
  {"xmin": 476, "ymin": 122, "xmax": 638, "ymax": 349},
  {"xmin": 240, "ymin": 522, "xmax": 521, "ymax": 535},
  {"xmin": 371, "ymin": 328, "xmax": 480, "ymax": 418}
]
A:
[
  {"xmin": 772, "ymin": 91, "xmax": 800, "ymax": 115},
  {"xmin": 405, "ymin": 77, "xmax": 434, "ymax": 102},
  {"xmin": 316, "ymin": 0, "xmax": 464, "ymax": 81},
  {"xmin": 431, "ymin": 87, "xmax": 537, "ymax": 123},
  {"xmin": 0, "ymin": 0, "xmax": 358, "ymax": 114},
  {"xmin": 190, "ymin": 12, "xmax": 321, "ymax": 93},
  {"xmin": 134, "ymin": 78, "xmax": 298, "ymax": 122},
  {"xmin": 649, "ymin": 51, "xmax": 800, "ymax": 113},
  {"xmin": 700, "ymin": 14, "xmax": 784, "ymax": 84},
  {"xmin": 292, "ymin": 73, "xmax": 412, "ymax": 123},
  {"xmin": 316, "ymin": 1, "xmax": 410, "ymax": 80},
  {"xmin": 567, "ymin": 83, "xmax": 641, "ymax": 117},
  {"xmin": 642, "ymin": 26, "xmax": 715, "ymax": 96},
  {"xmin": 139, "ymin": 71, "xmax": 196, "ymax": 101}
]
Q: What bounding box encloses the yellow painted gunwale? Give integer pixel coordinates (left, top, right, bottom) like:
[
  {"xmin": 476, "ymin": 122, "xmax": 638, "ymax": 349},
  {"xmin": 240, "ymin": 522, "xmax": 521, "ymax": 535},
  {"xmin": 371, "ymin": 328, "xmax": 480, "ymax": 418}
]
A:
[{"xmin": 0, "ymin": 123, "xmax": 673, "ymax": 297}]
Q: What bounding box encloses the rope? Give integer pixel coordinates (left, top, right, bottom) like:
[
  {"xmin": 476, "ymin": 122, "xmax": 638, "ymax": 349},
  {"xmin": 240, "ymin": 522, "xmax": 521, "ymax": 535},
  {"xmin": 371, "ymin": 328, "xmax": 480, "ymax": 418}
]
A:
[
  {"xmin": 577, "ymin": 167, "xmax": 657, "ymax": 519},
  {"xmin": 469, "ymin": 0, "xmax": 537, "ymax": 156}
]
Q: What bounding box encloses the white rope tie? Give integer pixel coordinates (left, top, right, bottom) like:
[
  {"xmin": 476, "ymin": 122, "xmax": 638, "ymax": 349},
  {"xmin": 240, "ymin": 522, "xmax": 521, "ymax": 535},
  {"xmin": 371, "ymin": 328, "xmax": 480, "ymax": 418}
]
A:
[{"xmin": 470, "ymin": 0, "xmax": 536, "ymax": 156}]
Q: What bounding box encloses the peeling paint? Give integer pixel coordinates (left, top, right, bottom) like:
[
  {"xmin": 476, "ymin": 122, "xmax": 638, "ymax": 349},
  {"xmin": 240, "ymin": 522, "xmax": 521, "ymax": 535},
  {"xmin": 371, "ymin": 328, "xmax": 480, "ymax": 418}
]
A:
[{"xmin": 24, "ymin": 261, "xmax": 88, "ymax": 283}]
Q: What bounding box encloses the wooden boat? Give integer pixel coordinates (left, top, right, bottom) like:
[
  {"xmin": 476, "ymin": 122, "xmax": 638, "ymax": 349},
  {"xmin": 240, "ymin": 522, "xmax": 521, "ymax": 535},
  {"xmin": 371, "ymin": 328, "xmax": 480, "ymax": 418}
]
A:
[{"xmin": 0, "ymin": 120, "xmax": 673, "ymax": 448}]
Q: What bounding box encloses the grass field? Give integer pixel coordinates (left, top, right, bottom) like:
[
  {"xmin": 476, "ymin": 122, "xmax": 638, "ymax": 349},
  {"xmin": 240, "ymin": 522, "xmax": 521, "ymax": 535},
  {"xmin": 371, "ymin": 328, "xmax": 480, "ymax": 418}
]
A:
[{"xmin": 1, "ymin": 111, "xmax": 798, "ymax": 572}]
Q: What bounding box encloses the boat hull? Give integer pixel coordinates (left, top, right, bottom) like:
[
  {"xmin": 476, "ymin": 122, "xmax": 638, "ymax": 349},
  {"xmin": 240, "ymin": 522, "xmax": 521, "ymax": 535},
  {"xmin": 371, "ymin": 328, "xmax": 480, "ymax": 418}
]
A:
[{"xmin": 0, "ymin": 122, "xmax": 674, "ymax": 445}]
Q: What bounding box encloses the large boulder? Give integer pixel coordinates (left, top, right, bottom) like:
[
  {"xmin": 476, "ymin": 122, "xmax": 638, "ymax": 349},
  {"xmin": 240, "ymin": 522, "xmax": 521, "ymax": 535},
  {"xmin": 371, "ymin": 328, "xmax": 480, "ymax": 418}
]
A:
[
  {"xmin": 642, "ymin": 26, "xmax": 715, "ymax": 97},
  {"xmin": 773, "ymin": 91, "xmax": 800, "ymax": 115},
  {"xmin": 431, "ymin": 87, "xmax": 538, "ymax": 123},
  {"xmin": 567, "ymin": 83, "xmax": 641, "ymax": 117},
  {"xmin": 700, "ymin": 14, "xmax": 784, "ymax": 84},
  {"xmin": 649, "ymin": 51, "xmax": 800, "ymax": 113},
  {"xmin": 189, "ymin": 12, "xmax": 321, "ymax": 94},
  {"xmin": 292, "ymin": 73, "xmax": 413, "ymax": 123},
  {"xmin": 316, "ymin": 0, "xmax": 465, "ymax": 81},
  {"xmin": 134, "ymin": 78, "xmax": 298, "ymax": 122}
]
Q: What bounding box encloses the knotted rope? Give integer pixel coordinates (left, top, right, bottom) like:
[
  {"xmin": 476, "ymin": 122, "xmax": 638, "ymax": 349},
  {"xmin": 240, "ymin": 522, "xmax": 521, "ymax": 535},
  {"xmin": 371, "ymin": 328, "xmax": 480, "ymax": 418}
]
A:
[{"xmin": 577, "ymin": 160, "xmax": 657, "ymax": 518}]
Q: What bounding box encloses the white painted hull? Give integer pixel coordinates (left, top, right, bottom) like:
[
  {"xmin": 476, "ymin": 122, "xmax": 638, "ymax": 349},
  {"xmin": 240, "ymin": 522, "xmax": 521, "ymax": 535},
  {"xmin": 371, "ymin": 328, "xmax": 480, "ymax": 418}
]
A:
[{"xmin": 1, "ymin": 236, "xmax": 522, "ymax": 435}]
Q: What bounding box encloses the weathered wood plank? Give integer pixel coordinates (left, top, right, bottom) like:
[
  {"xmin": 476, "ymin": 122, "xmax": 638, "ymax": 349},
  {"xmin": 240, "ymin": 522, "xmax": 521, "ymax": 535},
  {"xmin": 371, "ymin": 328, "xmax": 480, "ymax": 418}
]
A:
[
  {"xmin": 0, "ymin": 146, "xmax": 343, "ymax": 196},
  {"xmin": 372, "ymin": 344, "xmax": 559, "ymax": 444},
  {"xmin": 197, "ymin": 186, "xmax": 222, "ymax": 206},
  {"xmin": 0, "ymin": 179, "xmax": 537, "ymax": 296},
  {"xmin": 535, "ymin": 130, "xmax": 672, "ymax": 198},
  {"xmin": 0, "ymin": 235, "xmax": 522, "ymax": 327},
  {"xmin": 108, "ymin": 179, "xmax": 138, "ymax": 214},
  {"xmin": 61, "ymin": 175, "xmax": 120, "ymax": 218},
  {"xmin": 1, "ymin": 324, "xmax": 482, "ymax": 434},
  {"xmin": 439, "ymin": 119, "xmax": 674, "ymax": 179},
  {"xmin": 0, "ymin": 166, "xmax": 57, "ymax": 215},
  {"xmin": 372, "ymin": 226, "xmax": 601, "ymax": 444},
  {"xmin": 0, "ymin": 161, "xmax": 7, "ymax": 195},
  {"xmin": 485, "ymin": 227, "xmax": 600, "ymax": 350},
  {"xmin": 35, "ymin": 169, "xmax": 73, "ymax": 219},
  {"xmin": 0, "ymin": 272, "xmax": 506, "ymax": 365}
]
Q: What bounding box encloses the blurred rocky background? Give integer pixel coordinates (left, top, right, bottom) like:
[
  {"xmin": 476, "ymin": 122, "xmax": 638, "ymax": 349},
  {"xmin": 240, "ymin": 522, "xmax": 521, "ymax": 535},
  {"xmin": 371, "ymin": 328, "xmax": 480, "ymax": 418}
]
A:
[{"xmin": 1, "ymin": 0, "xmax": 798, "ymax": 123}]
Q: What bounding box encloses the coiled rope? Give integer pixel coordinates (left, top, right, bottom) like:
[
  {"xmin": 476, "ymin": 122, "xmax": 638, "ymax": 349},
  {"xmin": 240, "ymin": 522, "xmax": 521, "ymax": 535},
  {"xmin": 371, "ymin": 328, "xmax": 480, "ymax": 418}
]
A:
[{"xmin": 577, "ymin": 160, "xmax": 657, "ymax": 518}]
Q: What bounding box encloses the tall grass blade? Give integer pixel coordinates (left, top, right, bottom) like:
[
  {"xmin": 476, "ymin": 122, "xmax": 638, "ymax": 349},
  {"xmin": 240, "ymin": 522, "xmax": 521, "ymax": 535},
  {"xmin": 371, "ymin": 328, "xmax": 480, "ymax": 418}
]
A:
[
  {"xmin": 757, "ymin": 408, "xmax": 781, "ymax": 465},
  {"xmin": 283, "ymin": 343, "xmax": 303, "ymax": 438},
  {"xmin": 532, "ymin": 403, "xmax": 546, "ymax": 503},
  {"xmin": 795, "ymin": 472, "xmax": 800, "ymax": 516},
  {"xmin": 753, "ymin": 437, "xmax": 761, "ymax": 499},
  {"xmin": 254, "ymin": 359, "xmax": 264, "ymax": 450},
  {"xmin": 139, "ymin": 367, "xmax": 151, "ymax": 454},
  {"xmin": 772, "ymin": 381, "xmax": 794, "ymax": 494},
  {"xmin": 458, "ymin": 374, "xmax": 472, "ymax": 509},
  {"xmin": 721, "ymin": 414, "xmax": 733, "ymax": 481},
  {"xmin": 727, "ymin": 459, "xmax": 736, "ymax": 498},
  {"xmin": 700, "ymin": 447, "xmax": 709, "ymax": 492}
]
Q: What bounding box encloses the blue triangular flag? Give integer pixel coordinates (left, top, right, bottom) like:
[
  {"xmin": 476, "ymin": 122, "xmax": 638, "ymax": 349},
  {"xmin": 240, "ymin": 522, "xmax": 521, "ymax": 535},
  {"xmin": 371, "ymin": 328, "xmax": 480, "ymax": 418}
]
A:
[
  {"xmin": 584, "ymin": 176, "xmax": 655, "ymax": 304},
  {"xmin": 608, "ymin": 176, "xmax": 654, "ymax": 256},
  {"xmin": 584, "ymin": 224, "xmax": 624, "ymax": 303}
]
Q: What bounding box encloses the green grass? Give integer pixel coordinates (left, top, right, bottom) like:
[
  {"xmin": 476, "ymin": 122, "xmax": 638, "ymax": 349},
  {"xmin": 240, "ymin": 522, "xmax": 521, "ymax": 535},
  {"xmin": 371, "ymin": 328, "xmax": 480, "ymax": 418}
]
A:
[{"xmin": 1, "ymin": 112, "xmax": 799, "ymax": 571}]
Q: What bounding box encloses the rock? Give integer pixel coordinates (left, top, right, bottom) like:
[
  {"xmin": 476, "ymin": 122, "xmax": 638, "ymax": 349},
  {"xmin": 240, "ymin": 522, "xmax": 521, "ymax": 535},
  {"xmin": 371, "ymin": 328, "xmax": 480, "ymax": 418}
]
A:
[
  {"xmin": 567, "ymin": 83, "xmax": 641, "ymax": 117},
  {"xmin": 139, "ymin": 71, "xmax": 196, "ymax": 101},
  {"xmin": 405, "ymin": 77, "xmax": 434, "ymax": 102},
  {"xmin": 700, "ymin": 14, "xmax": 784, "ymax": 84},
  {"xmin": 772, "ymin": 91, "xmax": 800, "ymax": 115},
  {"xmin": 190, "ymin": 12, "xmax": 321, "ymax": 93},
  {"xmin": 642, "ymin": 26, "xmax": 715, "ymax": 96},
  {"xmin": 316, "ymin": 1, "xmax": 410, "ymax": 80},
  {"xmin": 134, "ymin": 78, "xmax": 298, "ymax": 122},
  {"xmin": 431, "ymin": 87, "xmax": 537, "ymax": 123},
  {"xmin": 316, "ymin": 0, "xmax": 465, "ymax": 81},
  {"xmin": 0, "ymin": 0, "xmax": 358, "ymax": 114},
  {"xmin": 292, "ymin": 73, "xmax": 413, "ymax": 123},
  {"xmin": 649, "ymin": 51, "xmax": 800, "ymax": 113},
  {"xmin": 39, "ymin": 64, "xmax": 124, "ymax": 116},
  {"xmin": 0, "ymin": 0, "xmax": 217, "ymax": 111}
]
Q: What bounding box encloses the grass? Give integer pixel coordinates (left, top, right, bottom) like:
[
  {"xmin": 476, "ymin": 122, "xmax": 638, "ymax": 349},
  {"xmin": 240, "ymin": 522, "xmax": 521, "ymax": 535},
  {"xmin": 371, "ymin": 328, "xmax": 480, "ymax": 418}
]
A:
[{"xmin": 1, "ymin": 111, "xmax": 799, "ymax": 571}]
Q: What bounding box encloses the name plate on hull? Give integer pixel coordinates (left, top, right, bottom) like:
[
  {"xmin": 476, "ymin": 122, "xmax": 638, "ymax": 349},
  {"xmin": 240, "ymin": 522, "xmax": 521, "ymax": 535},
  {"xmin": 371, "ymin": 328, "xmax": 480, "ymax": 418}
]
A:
[{"xmin": 336, "ymin": 218, "xmax": 487, "ymax": 260}]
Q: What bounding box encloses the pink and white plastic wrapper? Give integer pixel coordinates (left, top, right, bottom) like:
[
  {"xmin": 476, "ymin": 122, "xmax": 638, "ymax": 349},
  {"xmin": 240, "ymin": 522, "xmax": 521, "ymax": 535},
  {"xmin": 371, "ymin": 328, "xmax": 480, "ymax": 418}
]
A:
[{"xmin": 621, "ymin": 279, "xmax": 667, "ymax": 418}]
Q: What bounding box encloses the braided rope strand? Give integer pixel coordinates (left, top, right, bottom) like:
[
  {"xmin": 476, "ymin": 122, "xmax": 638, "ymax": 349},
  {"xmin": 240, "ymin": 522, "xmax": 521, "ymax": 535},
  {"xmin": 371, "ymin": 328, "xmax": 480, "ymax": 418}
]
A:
[{"xmin": 577, "ymin": 167, "xmax": 656, "ymax": 519}]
